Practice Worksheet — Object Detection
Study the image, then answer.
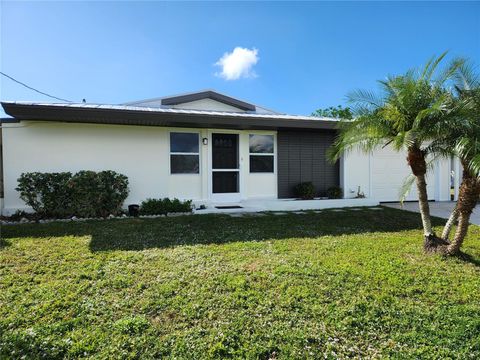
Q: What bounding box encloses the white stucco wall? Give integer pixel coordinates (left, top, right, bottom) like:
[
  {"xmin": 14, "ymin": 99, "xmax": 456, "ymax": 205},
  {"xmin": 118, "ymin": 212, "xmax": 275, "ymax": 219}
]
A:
[
  {"xmin": 1, "ymin": 121, "xmax": 453, "ymax": 215},
  {"xmin": 242, "ymin": 132, "xmax": 277, "ymax": 199},
  {"xmin": 1, "ymin": 122, "xmax": 277, "ymax": 214},
  {"xmin": 342, "ymin": 148, "xmax": 371, "ymax": 199},
  {"xmin": 342, "ymin": 146, "xmax": 451, "ymax": 202}
]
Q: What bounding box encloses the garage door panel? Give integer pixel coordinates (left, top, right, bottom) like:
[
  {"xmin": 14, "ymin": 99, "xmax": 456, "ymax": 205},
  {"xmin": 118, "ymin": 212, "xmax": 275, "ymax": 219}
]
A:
[{"xmin": 371, "ymin": 147, "xmax": 434, "ymax": 202}]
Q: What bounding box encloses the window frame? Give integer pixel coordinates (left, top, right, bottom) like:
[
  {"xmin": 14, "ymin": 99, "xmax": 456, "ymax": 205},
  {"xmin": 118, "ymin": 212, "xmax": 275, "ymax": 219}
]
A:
[
  {"xmin": 248, "ymin": 134, "xmax": 275, "ymax": 174},
  {"xmin": 169, "ymin": 131, "xmax": 200, "ymax": 175}
]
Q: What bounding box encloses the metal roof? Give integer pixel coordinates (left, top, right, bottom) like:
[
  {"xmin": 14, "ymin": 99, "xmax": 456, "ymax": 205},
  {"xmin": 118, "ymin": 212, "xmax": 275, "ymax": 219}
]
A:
[
  {"xmin": 1, "ymin": 101, "xmax": 340, "ymax": 131},
  {"xmin": 123, "ymin": 89, "xmax": 280, "ymax": 115}
]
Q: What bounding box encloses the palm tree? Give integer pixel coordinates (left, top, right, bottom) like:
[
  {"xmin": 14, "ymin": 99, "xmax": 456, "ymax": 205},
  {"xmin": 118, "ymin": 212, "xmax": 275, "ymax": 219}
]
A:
[
  {"xmin": 428, "ymin": 63, "xmax": 480, "ymax": 254},
  {"xmin": 329, "ymin": 53, "xmax": 463, "ymax": 250}
]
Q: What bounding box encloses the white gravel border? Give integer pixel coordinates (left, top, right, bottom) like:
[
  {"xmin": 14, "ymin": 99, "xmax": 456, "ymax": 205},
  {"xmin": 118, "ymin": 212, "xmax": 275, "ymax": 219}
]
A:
[{"xmin": 0, "ymin": 212, "xmax": 193, "ymax": 225}]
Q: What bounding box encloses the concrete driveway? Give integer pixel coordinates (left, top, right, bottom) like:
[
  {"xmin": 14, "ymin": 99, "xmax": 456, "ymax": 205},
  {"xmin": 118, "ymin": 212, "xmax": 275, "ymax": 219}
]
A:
[{"xmin": 382, "ymin": 201, "xmax": 480, "ymax": 225}]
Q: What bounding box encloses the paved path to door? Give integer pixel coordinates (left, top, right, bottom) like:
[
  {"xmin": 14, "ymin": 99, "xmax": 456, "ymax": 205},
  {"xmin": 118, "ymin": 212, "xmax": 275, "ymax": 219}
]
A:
[{"xmin": 382, "ymin": 201, "xmax": 480, "ymax": 225}]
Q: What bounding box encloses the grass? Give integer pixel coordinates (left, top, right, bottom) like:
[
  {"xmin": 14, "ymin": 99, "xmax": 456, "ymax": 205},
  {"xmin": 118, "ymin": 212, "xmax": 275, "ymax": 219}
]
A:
[{"xmin": 1, "ymin": 207, "xmax": 480, "ymax": 359}]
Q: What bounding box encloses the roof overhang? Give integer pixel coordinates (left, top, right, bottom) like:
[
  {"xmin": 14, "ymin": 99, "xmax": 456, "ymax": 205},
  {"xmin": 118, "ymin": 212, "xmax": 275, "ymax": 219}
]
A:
[{"xmin": 1, "ymin": 102, "xmax": 339, "ymax": 131}]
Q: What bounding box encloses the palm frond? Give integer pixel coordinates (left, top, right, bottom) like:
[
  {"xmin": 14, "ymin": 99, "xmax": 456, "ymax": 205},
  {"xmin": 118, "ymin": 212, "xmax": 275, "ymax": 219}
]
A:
[
  {"xmin": 399, "ymin": 174, "xmax": 416, "ymax": 203},
  {"xmin": 434, "ymin": 57, "xmax": 465, "ymax": 86},
  {"xmin": 422, "ymin": 51, "xmax": 448, "ymax": 82},
  {"xmin": 453, "ymin": 61, "xmax": 480, "ymax": 91},
  {"xmin": 468, "ymin": 153, "xmax": 480, "ymax": 178},
  {"xmin": 332, "ymin": 53, "xmax": 478, "ymax": 172},
  {"xmin": 346, "ymin": 89, "xmax": 384, "ymax": 109},
  {"xmin": 327, "ymin": 112, "xmax": 395, "ymax": 162}
]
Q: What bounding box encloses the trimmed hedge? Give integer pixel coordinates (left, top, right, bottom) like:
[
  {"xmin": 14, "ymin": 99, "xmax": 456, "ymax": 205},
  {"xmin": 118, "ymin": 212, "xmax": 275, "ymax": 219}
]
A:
[
  {"xmin": 139, "ymin": 198, "xmax": 193, "ymax": 216},
  {"xmin": 327, "ymin": 186, "xmax": 343, "ymax": 199},
  {"xmin": 16, "ymin": 171, "xmax": 129, "ymax": 218},
  {"xmin": 294, "ymin": 182, "xmax": 316, "ymax": 200}
]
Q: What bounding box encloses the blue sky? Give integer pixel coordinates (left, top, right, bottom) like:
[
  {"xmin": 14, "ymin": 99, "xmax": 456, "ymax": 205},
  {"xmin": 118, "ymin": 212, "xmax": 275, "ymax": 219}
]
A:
[{"xmin": 1, "ymin": 1, "xmax": 479, "ymax": 117}]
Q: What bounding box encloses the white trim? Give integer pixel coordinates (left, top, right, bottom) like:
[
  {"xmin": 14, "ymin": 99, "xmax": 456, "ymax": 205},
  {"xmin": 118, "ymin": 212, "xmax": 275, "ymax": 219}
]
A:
[
  {"xmin": 169, "ymin": 131, "xmax": 201, "ymax": 175},
  {"xmin": 339, "ymin": 155, "xmax": 345, "ymax": 198},
  {"xmin": 368, "ymin": 151, "xmax": 373, "ymax": 198},
  {"xmin": 434, "ymin": 159, "xmax": 440, "ymax": 201},
  {"xmin": 248, "ymin": 134, "xmax": 275, "ymax": 174},
  {"xmin": 208, "ymin": 131, "xmax": 242, "ymax": 203},
  {"xmin": 454, "ymin": 157, "xmax": 461, "ymax": 201}
]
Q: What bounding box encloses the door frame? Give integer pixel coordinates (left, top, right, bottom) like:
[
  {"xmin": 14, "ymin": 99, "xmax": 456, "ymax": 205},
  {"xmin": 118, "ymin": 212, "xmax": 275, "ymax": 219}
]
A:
[{"xmin": 208, "ymin": 130, "xmax": 242, "ymax": 203}]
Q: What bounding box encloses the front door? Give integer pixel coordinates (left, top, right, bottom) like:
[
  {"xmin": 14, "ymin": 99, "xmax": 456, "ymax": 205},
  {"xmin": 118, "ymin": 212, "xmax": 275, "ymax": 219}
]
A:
[{"xmin": 211, "ymin": 133, "xmax": 241, "ymax": 202}]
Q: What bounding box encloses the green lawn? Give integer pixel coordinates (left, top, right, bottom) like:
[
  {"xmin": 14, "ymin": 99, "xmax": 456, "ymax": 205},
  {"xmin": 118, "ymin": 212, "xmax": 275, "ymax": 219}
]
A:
[{"xmin": 1, "ymin": 207, "xmax": 480, "ymax": 359}]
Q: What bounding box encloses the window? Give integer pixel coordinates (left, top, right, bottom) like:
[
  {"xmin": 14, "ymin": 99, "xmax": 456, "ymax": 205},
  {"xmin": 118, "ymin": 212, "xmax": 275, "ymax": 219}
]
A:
[
  {"xmin": 170, "ymin": 132, "xmax": 199, "ymax": 174},
  {"xmin": 249, "ymin": 134, "xmax": 274, "ymax": 173}
]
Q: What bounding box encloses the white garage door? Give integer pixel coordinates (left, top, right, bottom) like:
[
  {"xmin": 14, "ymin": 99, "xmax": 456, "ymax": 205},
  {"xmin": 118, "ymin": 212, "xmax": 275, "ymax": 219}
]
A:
[{"xmin": 371, "ymin": 147, "xmax": 435, "ymax": 202}]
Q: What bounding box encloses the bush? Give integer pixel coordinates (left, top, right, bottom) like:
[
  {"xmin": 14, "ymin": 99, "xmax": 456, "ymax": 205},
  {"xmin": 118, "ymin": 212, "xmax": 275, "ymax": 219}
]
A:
[
  {"xmin": 8, "ymin": 210, "xmax": 31, "ymax": 222},
  {"xmin": 294, "ymin": 182, "xmax": 316, "ymax": 200},
  {"xmin": 16, "ymin": 172, "xmax": 74, "ymax": 218},
  {"xmin": 69, "ymin": 171, "xmax": 129, "ymax": 218},
  {"xmin": 327, "ymin": 186, "xmax": 343, "ymax": 199},
  {"xmin": 16, "ymin": 171, "xmax": 129, "ymax": 218},
  {"xmin": 139, "ymin": 198, "xmax": 193, "ymax": 215}
]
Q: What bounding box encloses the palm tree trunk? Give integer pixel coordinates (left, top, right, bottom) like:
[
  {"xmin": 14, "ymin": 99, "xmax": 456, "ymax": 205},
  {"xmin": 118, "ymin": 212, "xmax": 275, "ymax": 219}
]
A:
[
  {"xmin": 447, "ymin": 213, "xmax": 470, "ymax": 255},
  {"xmin": 406, "ymin": 146, "xmax": 442, "ymax": 250},
  {"xmin": 415, "ymin": 173, "xmax": 434, "ymax": 236},
  {"xmin": 441, "ymin": 206, "xmax": 458, "ymax": 240},
  {"xmin": 445, "ymin": 173, "xmax": 480, "ymax": 256}
]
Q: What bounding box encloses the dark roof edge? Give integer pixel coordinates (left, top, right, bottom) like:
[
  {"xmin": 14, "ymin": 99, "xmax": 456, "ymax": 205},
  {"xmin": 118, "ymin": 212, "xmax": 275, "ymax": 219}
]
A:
[
  {"xmin": 1, "ymin": 102, "xmax": 338, "ymax": 131},
  {"xmin": 0, "ymin": 117, "xmax": 20, "ymax": 123},
  {"xmin": 161, "ymin": 90, "xmax": 256, "ymax": 111}
]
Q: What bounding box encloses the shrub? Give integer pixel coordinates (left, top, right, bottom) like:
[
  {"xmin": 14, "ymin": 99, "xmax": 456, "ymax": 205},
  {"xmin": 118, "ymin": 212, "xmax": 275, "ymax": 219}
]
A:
[
  {"xmin": 8, "ymin": 210, "xmax": 31, "ymax": 222},
  {"xmin": 294, "ymin": 182, "xmax": 316, "ymax": 200},
  {"xmin": 16, "ymin": 171, "xmax": 129, "ymax": 218},
  {"xmin": 139, "ymin": 198, "xmax": 193, "ymax": 215},
  {"xmin": 16, "ymin": 172, "xmax": 74, "ymax": 218},
  {"xmin": 327, "ymin": 186, "xmax": 343, "ymax": 199},
  {"xmin": 69, "ymin": 170, "xmax": 129, "ymax": 218}
]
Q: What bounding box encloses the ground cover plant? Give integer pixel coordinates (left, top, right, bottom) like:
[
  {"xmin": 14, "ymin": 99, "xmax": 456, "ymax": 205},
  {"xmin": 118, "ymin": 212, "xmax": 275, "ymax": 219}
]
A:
[
  {"xmin": 139, "ymin": 198, "xmax": 193, "ymax": 216},
  {"xmin": 1, "ymin": 207, "xmax": 479, "ymax": 359}
]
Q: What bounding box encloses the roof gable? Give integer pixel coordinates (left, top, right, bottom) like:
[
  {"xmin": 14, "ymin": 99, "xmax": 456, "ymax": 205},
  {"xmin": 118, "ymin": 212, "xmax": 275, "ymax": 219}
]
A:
[
  {"xmin": 161, "ymin": 90, "xmax": 256, "ymax": 111},
  {"xmin": 169, "ymin": 98, "xmax": 248, "ymax": 112}
]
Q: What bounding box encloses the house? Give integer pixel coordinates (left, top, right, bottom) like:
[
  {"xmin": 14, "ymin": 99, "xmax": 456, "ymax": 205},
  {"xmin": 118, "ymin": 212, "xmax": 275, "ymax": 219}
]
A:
[{"xmin": 0, "ymin": 90, "xmax": 456, "ymax": 215}]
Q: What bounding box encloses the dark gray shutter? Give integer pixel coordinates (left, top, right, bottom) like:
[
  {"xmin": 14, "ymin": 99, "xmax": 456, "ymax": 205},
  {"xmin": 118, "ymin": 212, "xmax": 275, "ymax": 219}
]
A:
[{"xmin": 277, "ymin": 130, "xmax": 339, "ymax": 198}]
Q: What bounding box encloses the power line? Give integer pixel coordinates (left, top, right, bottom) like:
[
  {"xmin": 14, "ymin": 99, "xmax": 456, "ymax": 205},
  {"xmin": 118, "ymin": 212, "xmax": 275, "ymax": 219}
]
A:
[{"xmin": 0, "ymin": 71, "xmax": 73, "ymax": 103}]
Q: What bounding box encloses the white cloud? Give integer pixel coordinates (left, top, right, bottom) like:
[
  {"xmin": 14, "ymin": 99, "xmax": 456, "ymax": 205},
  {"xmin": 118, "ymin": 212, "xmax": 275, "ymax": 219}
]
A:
[{"xmin": 215, "ymin": 47, "xmax": 259, "ymax": 80}]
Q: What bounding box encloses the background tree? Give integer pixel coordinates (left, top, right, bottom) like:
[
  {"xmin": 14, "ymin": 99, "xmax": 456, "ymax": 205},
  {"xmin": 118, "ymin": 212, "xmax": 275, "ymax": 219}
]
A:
[
  {"xmin": 312, "ymin": 105, "xmax": 353, "ymax": 119},
  {"xmin": 328, "ymin": 53, "xmax": 463, "ymax": 250}
]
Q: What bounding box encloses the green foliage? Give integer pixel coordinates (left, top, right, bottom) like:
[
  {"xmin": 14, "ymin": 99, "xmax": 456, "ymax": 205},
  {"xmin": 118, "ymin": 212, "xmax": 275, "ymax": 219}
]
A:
[
  {"xmin": 16, "ymin": 172, "xmax": 73, "ymax": 217},
  {"xmin": 293, "ymin": 182, "xmax": 316, "ymax": 200},
  {"xmin": 311, "ymin": 105, "xmax": 353, "ymax": 119},
  {"xmin": 139, "ymin": 198, "xmax": 193, "ymax": 215},
  {"xmin": 113, "ymin": 316, "xmax": 150, "ymax": 335},
  {"xmin": 326, "ymin": 186, "xmax": 343, "ymax": 199},
  {"xmin": 1, "ymin": 208, "xmax": 479, "ymax": 358},
  {"xmin": 16, "ymin": 171, "xmax": 129, "ymax": 218},
  {"xmin": 8, "ymin": 210, "xmax": 31, "ymax": 222},
  {"xmin": 428, "ymin": 59, "xmax": 480, "ymax": 179},
  {"xmin": 328, "ymin": 52, "xmax": 465, "ymax": 163}
]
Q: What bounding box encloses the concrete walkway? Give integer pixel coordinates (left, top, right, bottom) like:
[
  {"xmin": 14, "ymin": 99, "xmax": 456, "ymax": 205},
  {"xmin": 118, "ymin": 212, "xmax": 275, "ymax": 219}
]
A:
[
  {"xmin": 382, "ymin": 201, "xmax": 480, "ymax": 225},
  {"xmin": 193, "ymin": 198, "xmax": 378, "ymax": 215}
]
